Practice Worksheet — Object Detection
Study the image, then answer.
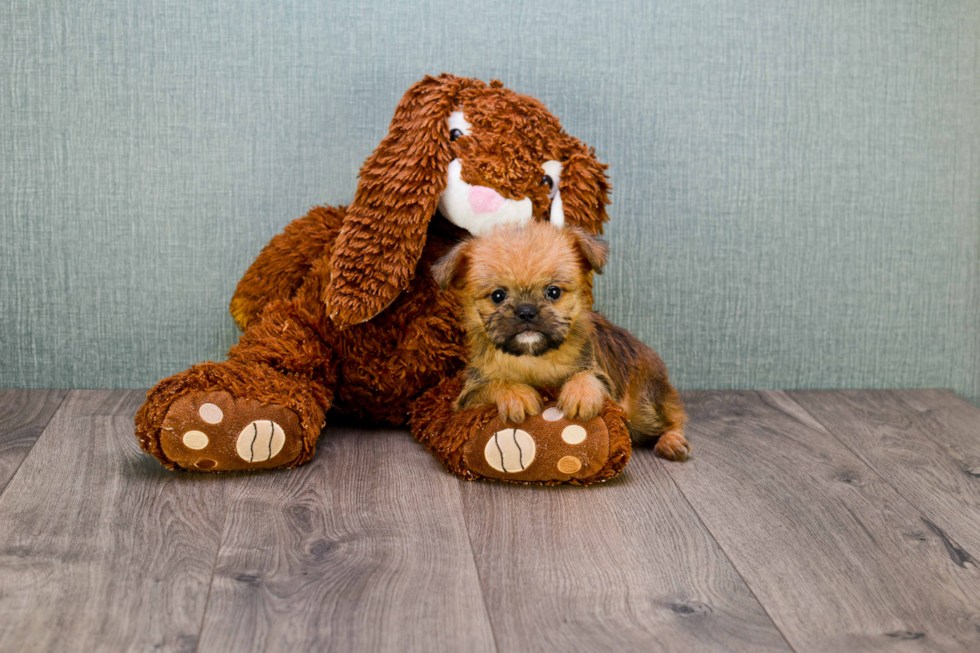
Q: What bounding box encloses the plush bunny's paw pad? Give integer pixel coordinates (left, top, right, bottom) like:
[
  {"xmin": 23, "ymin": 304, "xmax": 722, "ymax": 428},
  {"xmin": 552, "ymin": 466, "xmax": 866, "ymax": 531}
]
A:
[
  {"xmin": 159, "ymin": 391, "xmax": 304, "ymax": 471},
  {"xmin": 463, "ymin": 403, "xmax": 610, "ymax": 483}
]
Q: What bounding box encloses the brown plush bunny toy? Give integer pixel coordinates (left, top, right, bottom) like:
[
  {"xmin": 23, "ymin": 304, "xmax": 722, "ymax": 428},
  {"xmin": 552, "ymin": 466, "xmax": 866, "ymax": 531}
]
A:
[{"xmin": 136, "ymin": 74, "xmax": 632, "ymax": 484}]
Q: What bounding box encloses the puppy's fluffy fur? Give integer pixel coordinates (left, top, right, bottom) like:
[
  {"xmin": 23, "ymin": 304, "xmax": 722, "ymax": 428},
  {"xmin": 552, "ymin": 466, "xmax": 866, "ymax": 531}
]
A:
[{"xmin": 433, "ymin": 221, "xmax": 690, "ymax": 461}]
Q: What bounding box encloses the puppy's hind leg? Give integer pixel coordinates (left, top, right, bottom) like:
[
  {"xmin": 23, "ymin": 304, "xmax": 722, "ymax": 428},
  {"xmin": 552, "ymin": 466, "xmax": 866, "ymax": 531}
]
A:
[{"xmin": 626, "ymin": 379, "xmax": 691, "ymax": 461}]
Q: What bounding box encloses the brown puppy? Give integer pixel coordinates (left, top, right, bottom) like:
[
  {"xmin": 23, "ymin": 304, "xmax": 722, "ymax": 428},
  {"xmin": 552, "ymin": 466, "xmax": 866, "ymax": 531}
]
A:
[{"xmin": 433, "ymin": 221, "xmax": 690, "ymax": 461}]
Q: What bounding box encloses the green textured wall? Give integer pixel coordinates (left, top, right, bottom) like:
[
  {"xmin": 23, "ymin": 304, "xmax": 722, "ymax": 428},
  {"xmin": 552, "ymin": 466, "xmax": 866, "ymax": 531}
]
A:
[{"xmin": 2, "ymin": 1, "xmax": 978, "ymax": 405}]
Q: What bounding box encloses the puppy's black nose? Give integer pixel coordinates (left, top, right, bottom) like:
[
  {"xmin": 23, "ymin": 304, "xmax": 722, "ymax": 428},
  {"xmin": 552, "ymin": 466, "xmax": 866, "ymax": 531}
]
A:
[{"xmin": 515, "ymin": 304, "xmax": 538, "ymax": 323}]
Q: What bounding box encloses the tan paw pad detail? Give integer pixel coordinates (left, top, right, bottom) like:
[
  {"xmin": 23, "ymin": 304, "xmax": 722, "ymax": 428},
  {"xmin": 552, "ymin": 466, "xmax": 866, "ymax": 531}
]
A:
[
  {"xmin": 485, "ymin": 428, "xmax": 536, "ymax": 473},
  {"xmin": 557, "ymin": 456, "xmax": 582, "ymax": 474},
  {"xmin": 198, "ymin": 403, "xmax": 224, "ymax": 424},
  {"xmin": 542, "ymin": 407, "xmax": 564, "ymax": 421},
  {"xmin": 561, "ymin": 424, "xmax": 587, "ymax": 444},
  {"xmin": 236, "ymin": 420, "xmax": 285, "ymax": 463},
  {"xmin": 182, "ymin": 430, "xmax": 209, "ymax": 450}
]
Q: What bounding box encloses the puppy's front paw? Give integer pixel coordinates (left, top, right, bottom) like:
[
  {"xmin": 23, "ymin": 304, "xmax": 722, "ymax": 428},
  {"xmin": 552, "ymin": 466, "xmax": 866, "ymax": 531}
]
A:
[
  {"xmin": 655, "ymin": 430, "xmax": 692, "ymax": 461},
  {"xmin": 495, "ymin": 384, "xmax": 542, "ymax": 424},
  {"xmin": 558, "ymin": 372, "xmax": 606, "ymax": 421}
]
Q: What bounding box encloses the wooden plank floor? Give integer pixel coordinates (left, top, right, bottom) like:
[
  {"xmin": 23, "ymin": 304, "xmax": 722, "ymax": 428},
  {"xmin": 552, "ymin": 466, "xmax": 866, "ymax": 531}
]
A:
[{"xmin": 0, "ymin": 390, "xmax": 978, "ymax": 652}]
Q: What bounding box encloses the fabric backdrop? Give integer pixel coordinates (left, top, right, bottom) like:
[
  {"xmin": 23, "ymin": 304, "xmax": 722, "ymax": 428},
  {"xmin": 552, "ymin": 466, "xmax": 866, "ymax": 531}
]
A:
[{"xmin": 2, "ymin": 0, "xmax": 978, "ymax": 406}]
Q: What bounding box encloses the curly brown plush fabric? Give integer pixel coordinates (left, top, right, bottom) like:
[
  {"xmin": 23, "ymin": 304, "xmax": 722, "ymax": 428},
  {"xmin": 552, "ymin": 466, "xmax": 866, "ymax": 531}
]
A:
[{"xmin": 135, "ymin": 74, "xmax": 627, "ymax": 481}]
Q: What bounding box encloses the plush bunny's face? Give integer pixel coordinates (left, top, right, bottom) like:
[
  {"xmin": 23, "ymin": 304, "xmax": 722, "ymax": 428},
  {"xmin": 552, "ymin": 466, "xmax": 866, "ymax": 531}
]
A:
[
  {"xmin": 437, "ymin": 88, "xmax": 571, "ymax": 235},
  {"xmin": 325, "ymin": 75, "xmax": 610, "ymax": 329}
]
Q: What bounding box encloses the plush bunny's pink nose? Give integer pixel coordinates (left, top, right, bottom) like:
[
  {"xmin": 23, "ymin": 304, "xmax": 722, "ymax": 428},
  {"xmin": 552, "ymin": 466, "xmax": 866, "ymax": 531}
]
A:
[{"xmin": 468, "ymin": 186, "xmax": 506, "ymax": 214}]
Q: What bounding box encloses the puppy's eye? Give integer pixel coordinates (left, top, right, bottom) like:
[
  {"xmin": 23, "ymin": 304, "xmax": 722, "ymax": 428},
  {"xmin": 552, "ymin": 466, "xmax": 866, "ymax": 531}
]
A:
[
  {"xmin": 450, "ymin": 128, "xmax": 463, "ymax": 142},
  {"xmin": 490, "ymin": 289, "xmax": 507, "ymax": 304},
  {"xmin": 546, "ymin": 286, "xmax": 562, "ymax": 300},
  {"xmin": 542, "ymin": 175, "xmax": 554, "ymax": 191}
]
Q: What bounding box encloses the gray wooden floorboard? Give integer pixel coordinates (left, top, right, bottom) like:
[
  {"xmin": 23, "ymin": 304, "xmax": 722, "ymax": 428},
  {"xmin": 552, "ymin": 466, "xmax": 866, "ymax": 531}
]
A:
[
  {"xmin": 4, "ymin": 389, "xmax": 979, "ymax": 652},
  {"xmin": 789, "ymin": 390, "xmax": 980, "ymax": 562},
  {"xmin": 197, "ymin": 426, "xmax": 496, "ymax": 653},
  {"xmin": 664, "ymin": 391, "xmax": 980, "ymax": 653},
  {"xmin": 893, "ymin": 389, "xmax": 980, "ymax": 483},
  {"xmin": 459, "ymin": 453, "xmax": 793, "ymax": 652},
  {"xmin": 0, "ymin": 389, "xmax": 67, "ymax": 496},
  {"xmin": 0, "ymin": 390, "xmax": 234, "ymax": 652}
]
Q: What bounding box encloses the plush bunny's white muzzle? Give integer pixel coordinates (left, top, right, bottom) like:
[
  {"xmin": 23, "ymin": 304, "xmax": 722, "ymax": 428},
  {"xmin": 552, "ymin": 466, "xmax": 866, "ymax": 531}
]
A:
[
  {"xmin": 437, "ymin": 159, "xmax": 566, "ymax": 235},
  {"xmin": 438, "ymin": 159, "xmax": 533, "ymax": 236}
]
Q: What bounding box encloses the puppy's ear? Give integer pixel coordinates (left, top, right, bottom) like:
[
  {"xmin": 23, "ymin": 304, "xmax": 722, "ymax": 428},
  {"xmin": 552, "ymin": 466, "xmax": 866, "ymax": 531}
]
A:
[
  {"xmin": 431, "ymin": 240, "xmax": 470, "ymax": 290},
  {"xmin": 324, "ymin": 74, "xmax": 481, "ymax": 328},
  {"xmin": 558, "ymin": 138, "xmax": 611, "ymax": 235},
  {"xmin": 566, "ymin": 226, "xmax": 610, "ymax": 274}
]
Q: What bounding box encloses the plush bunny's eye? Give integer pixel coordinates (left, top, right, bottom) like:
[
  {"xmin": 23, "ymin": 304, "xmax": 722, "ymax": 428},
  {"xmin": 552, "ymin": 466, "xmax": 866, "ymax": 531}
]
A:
[
  {"xmin": 490, "ymin": 289, "xmax": 507, "ymax": 304},
  {"xmin": 448, "ymin": 112, "xmax": 471, "ymax": 143},
  {"xmin": 541, "ymin": 160, "xmax": 562, "ymax": 203}
]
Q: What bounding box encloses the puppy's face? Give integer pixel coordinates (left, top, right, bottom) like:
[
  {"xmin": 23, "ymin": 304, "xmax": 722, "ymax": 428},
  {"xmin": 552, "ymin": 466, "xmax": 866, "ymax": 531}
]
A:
[{"xmin": 433, "ymin": 222, "xmax": 609, "ymax": 357}]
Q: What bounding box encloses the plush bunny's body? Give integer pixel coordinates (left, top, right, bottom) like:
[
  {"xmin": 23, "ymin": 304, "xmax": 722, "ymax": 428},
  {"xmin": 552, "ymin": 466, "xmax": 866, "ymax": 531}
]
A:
[
  {"xmin": 136, "ymin": 74, "xmax": 633, "ymax": 483},
  {"xmin": 230, "ymin": 208, "xmax": 469, "ymax": 427}
]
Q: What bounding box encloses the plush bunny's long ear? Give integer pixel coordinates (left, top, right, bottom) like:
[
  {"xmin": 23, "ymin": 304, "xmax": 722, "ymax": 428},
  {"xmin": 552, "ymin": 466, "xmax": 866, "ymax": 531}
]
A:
[
  {"xmin": 558, "ymin": 139, "xmax": 611, "ymax": 235},
  {"xmin": 324, "ymin": 74, "xmax": 473, "ymax": 328}
]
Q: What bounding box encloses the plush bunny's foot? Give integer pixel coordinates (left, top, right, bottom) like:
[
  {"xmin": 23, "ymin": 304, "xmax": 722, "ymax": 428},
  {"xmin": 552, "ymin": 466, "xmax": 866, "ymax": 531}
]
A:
[
  {"xmin": 159, "ymin": 391, "xmax": 305, "ymax": 471},
  {"xmin": 136, "ymin": 361, "xmax": 327, "ymax": 472},
  {"xmin": 464, "ymin": 404, "xmax": 613, "ymax": 483},
  {"xmin": 410, "ymin": 375, "xmax": 632, "ymax": 486}
]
